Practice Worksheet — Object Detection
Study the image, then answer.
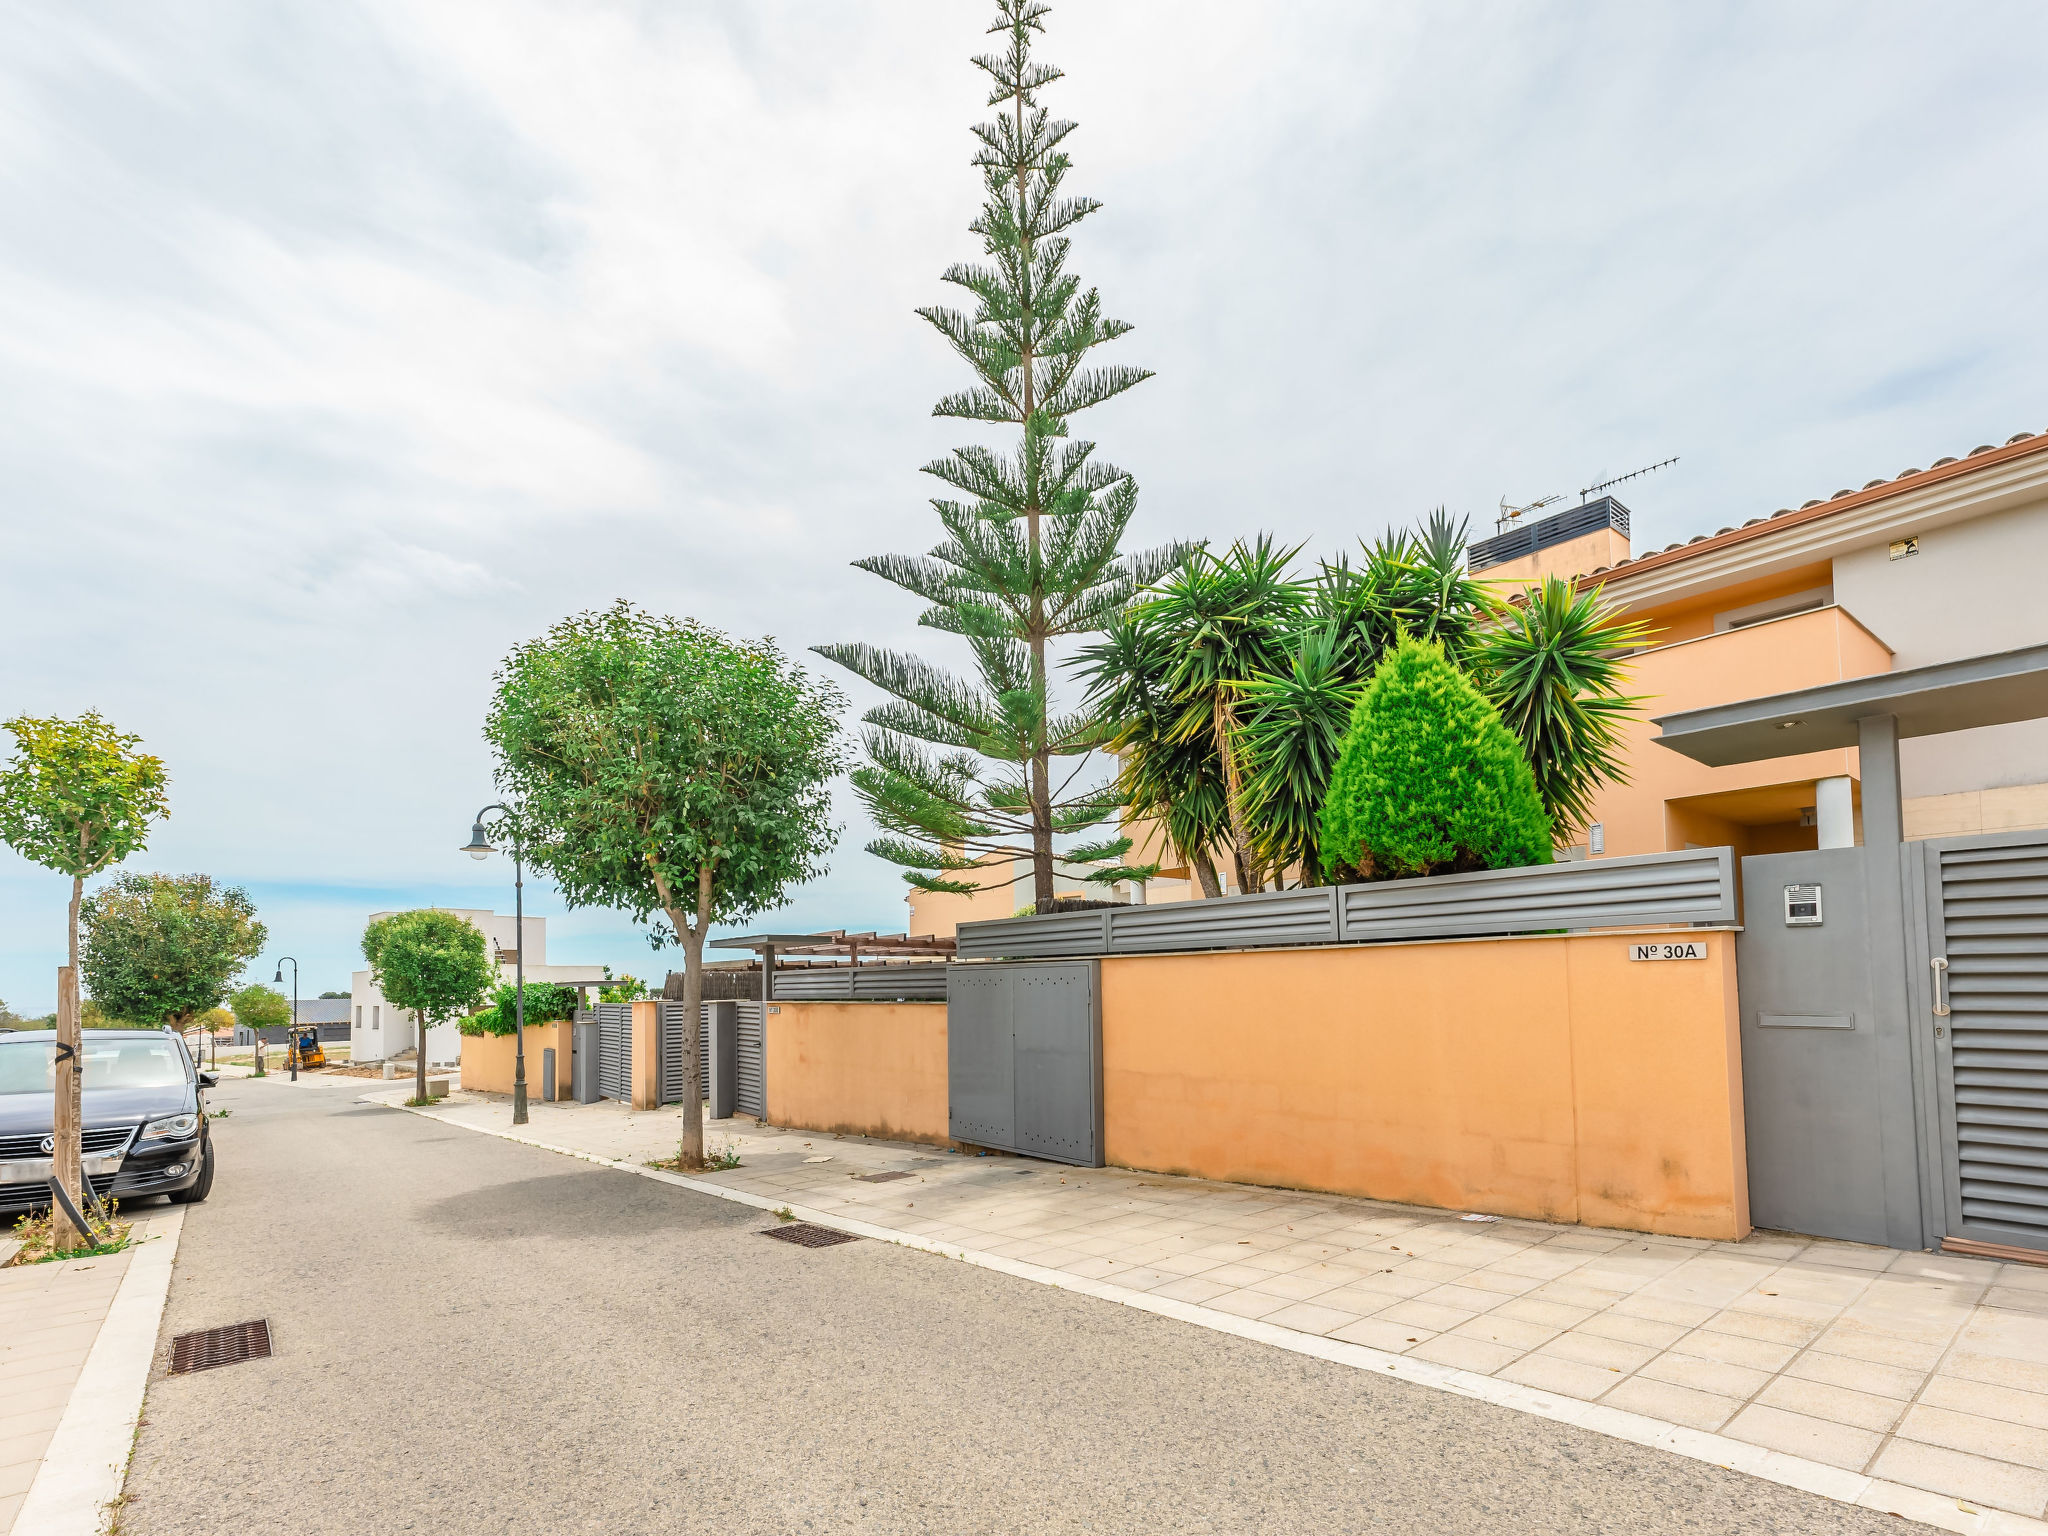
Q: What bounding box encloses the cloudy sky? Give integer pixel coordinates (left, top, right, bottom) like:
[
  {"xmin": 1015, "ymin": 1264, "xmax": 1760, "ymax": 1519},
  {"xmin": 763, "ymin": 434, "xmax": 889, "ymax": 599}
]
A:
[{"xmin": 2, "ymin": 1, "xmax": 2043, "ymax": 1009}]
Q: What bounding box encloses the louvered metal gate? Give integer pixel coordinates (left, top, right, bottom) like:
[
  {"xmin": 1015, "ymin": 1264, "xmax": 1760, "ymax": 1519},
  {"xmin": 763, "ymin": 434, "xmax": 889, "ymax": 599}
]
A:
[
  {"xmin": 1918, "ymin": 828, "xmax": 2048, "ymax": 1251},
  {"xmin": 595, "ymin": 1003, "xmax": 632, "ymax": 1102},
  {"xmin": 735, "ymin": 1001, "xmax": 765, "ymax": 1119}
]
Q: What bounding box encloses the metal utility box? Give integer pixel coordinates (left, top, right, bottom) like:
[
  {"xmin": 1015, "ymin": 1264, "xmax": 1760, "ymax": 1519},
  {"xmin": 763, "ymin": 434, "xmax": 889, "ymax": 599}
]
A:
[
  {"xmin": 572, "ymin": 1019, "xmax": 603, "ymax": 1104},
  {"xmin": 947, "ymin": 960, "xmax": 1103, "ymax": 1168}
]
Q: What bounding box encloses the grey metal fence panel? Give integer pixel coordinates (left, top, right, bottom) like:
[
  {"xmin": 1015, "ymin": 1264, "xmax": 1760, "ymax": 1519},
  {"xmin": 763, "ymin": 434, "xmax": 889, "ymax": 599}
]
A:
[
  {"xmin": 953, "ymin": 848, "xmax": 1737, "ymax": 959},
  {"xmin": 657, "ymin": 1000, "xmax": 699, "ymax": 1106},
  {"xmin": 595, "ymin": 1003, "xmax": 632, "ymax": 1101},
  {"xmin": 946, "ymin": 967, "xmax": 1016, "ymax": 1150},
  {"xmin": 767, "ymin": 964, "xmax": 951, "ymax": 1001},
  {"xmin": 734, "ymin": 1000, "xmax": 766, "ymax": 1119},
  {"xmin": 1339, "ymin": 847, "xmax": 1736, "ymax": 943}
]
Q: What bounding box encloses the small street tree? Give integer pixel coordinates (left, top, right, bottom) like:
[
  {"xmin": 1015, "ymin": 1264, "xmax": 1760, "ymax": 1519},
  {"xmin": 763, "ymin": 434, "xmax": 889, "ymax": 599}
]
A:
[
  {"xmin": 228, "ymin": 981, "xmax": 291, "ymax": 1074},
  {"xmin": 80, "ymin": 872, "xmax": 266, "ymax": 1030},
  {"xmin": 485, "ymin": 602, "xmax": 844, "ymax": 1168},
  {"xmin": 817, "ymin": 0, "xmax": 1180, "ymax": 910},
  {"xmin": 360, "ymin": 911, "xmax": 494, "ymax": 1104},
  {"xmin": 0, "ymin": 712, "xmax": 168, "ymax": 1251}
]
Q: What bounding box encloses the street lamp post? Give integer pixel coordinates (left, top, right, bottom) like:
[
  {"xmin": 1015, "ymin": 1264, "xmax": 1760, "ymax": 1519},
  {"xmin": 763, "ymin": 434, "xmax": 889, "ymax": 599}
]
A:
[
  {"xmin": 273, "ymin": 957, "xmax": 299, "ymax": 1081},
  {"xmin": 461, "ymin": 805, "xmax": 528, "ymax": 1126}
]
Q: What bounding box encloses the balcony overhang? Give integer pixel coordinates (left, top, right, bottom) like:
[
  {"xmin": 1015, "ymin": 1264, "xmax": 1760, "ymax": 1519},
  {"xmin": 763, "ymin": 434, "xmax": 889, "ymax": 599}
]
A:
[{"xmin": 1652, "ymin": 642, "xmax": 2048, "ymax": 768}]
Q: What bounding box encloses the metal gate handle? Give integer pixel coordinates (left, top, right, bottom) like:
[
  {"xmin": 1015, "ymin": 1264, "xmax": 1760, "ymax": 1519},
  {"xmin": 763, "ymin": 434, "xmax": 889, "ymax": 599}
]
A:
[{"xmin": 1931, "ymin": 956, "xmax": 1951, "ymax": 1017}]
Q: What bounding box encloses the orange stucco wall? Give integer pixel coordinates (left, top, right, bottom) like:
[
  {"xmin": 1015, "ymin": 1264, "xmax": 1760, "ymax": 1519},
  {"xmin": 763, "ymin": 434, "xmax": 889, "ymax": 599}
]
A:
[
  {"xmin": 1098, "ymin": 933, "xmax": 1748, "ymax": 1239},
  {"xmin": 1586, "ymin": 604, "xmax": 1892, "ymax": 858},
  {"xmin": 764, "ymin": 1001, "xmax": 951, "ymax": 1146},
  {"xmin": 459, "ymin": 1020, "xmax": 574, "ymax": 1099}
]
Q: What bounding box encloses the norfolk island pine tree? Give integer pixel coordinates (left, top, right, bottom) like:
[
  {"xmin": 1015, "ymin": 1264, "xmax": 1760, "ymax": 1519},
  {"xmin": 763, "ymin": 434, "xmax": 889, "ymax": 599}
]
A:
[{"xmin": 816, "ymin": 0, "xmax": 1185, "ymax": 912}]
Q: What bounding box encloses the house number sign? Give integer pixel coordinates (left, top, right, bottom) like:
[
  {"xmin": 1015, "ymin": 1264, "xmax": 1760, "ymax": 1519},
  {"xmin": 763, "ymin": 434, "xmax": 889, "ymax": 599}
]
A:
[{"xmin": 1629, "ymin": 941, "xmax": 1708, "ymax": 961}]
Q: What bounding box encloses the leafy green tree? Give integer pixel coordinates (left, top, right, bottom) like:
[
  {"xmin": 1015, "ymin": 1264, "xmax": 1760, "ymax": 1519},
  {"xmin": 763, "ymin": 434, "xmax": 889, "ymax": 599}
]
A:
[
  {"xmin": 318, "ymin": 991, "xmax": 349, "ymax": 999},
  {"xmin": 229, "ymin": 982, "xmax": 291, "ymax": 1032},
  {"xmin": 597, "ymin": 974, "xmax": 645, "ymax": 1004},
  {"xmin": 0, "ymin": 711, "xmax": 169, "ymax": 1251},
  {"xmin": 461, "ymin": 981, "xmax": 577, "ymax": 1038},
  {"xmin": 79, "ymin": 872, "xmax": 266, "ymax": 1030},
  {"xmin": 485, "ymin": 602, "xmax": 844, "ymax": 1167},
  {"xmin": 1465, "ymin": 575, "xmax": 1650, "ymax": 842},
  {"xmin": 360, "ymin": 911, "xmax": 494, "ymax": 1104},
  {"xmin": 817, "ymin": 0, "xmax": 1180, "ymax": 910},
  {"xmin": 1319, "ymin": 637, "xmax": 1552, "ymax": 880}
]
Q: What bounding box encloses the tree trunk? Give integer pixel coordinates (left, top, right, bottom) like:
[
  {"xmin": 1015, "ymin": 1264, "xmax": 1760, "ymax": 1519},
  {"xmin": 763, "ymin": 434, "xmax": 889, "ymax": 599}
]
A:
[
  {"xmin": 1211, "ymin": 692, "xmax": 1260, "ymax": 893},
  {"xmin": 1012, "ymin": 74, "xmax": 1055, "ymax": 913},
  {"xmin": 1191, "ymin": 849, "xmax": 1223, "ymax": 901},
  {"xmin": 655, "ymin": 865, "xmax": 712, "ymax": 1170},
  {"xmin": 52, "ymin": 882, "xmax": 83, "ymax": 1252},
  {"xmin": 414, "ymin": 1013, "xmax": 427, "ymax": 1104}
]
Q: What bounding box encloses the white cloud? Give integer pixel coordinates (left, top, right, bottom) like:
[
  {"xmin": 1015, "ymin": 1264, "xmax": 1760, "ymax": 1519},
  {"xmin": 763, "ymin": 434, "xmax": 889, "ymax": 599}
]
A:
[{"xmin": 1, "ymin": 0, "xmax": 2044, "ymax": 1008}]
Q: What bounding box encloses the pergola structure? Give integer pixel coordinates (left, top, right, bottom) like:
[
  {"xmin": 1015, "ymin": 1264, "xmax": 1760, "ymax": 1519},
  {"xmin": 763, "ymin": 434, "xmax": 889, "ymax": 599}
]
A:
[{"xmin": 708, "ymin": 930, "xmax": 956, "ymax": 1001}]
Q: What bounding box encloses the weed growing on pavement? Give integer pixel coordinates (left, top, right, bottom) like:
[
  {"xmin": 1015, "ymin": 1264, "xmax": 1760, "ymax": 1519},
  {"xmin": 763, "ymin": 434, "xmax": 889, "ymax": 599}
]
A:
[
  {"xmin": 7, "ymin": 1204, "xmax": 133, "ymax": 1265},
  {"xmin": 208, "ymin": 1107, "xmax": 231, "ymax": 1119},
  {"xmin": 402, "ymin": 1095, "xmax": 443, "ymax": 1107},
  {"xmin": 645, "ymin": 1139, "xmax": 743, "ymax": 1173},
  {"xmin": 773, "ymin": 1205, "xmax": 795, "ymax": 1222}
]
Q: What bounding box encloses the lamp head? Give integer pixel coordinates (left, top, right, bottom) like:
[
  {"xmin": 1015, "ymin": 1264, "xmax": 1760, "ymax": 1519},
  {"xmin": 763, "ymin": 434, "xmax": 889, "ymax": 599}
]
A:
[
  {"xmin": 272, "ymin": 965, "xmax": 283, "ymax": 983},
  {"xmin": 461, "ymin": 820, "xmax": 494, "ymax": 860}
]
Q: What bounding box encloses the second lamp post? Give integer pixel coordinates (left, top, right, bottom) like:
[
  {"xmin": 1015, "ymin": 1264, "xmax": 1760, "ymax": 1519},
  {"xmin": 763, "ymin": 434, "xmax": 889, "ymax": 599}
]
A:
[
  {"xmin": 273, "ymin": 956, "xmax": 299, "ymax": 1081},
  {"xmin": 460, "ymin": 805, "xmax": 529, "ymax": 1125}
]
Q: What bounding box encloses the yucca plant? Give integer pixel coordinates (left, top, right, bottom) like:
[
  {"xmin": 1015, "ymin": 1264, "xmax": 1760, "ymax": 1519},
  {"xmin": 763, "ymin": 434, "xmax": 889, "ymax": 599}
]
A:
[{"xmin": 1466, "ymin": 575, "xmax": 1652, "ymax": 842}]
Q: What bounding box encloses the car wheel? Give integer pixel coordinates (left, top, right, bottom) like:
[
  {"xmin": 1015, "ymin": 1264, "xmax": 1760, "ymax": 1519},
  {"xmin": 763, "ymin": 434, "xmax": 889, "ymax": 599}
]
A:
[{"xmin": 168, "ymin": 1140, "xmax": 214, "ymax": 1205}]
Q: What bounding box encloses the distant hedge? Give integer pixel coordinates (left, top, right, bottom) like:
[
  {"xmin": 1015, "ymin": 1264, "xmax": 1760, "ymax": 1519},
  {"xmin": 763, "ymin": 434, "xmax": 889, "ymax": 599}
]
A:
[{"xmin": 460, "ymin": 980, "xmax": 578, "ymax": 1037}]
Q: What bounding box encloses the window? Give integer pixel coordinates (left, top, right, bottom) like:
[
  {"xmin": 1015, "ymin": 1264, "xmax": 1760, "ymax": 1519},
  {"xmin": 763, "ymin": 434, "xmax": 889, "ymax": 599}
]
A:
[
  {"xmin": 354, "ymin": 1005, "xmax": 363, "ymax": 1030},
  {"xmin": 372, "ymin": 1005, "xmax": 381, "ymax": 1031},
  {"xmin": 0, "ymin": 1037, "xmax": 188, "ymax": 1095}
]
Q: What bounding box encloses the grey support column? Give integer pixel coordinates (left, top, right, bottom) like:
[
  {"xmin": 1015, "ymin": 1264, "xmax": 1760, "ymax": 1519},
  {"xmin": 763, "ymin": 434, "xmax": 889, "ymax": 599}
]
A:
[{"xmin": 1859, "ymin": 712, "xmax": 1926, "ymax": 1249}]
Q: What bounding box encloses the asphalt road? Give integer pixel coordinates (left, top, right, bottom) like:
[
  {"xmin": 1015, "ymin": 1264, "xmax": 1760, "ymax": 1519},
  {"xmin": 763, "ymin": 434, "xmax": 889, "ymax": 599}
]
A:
[{"xmin": 117, "ymin": 1076, "xmax": 1924, "ymax": 1535}]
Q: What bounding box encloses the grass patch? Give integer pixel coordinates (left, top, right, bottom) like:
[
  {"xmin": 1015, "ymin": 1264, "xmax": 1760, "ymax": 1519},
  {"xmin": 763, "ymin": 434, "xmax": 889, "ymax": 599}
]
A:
[
  {"xmin": 402, "ymin": 1095, "xmax": 445, "ymax": 1107},
  {"xmin": 645, "ymin": 1139, "xmax": 744, "ymax": 1173},
  {"xmin": 773, "ymin": 1205, "xmax": 796, "ymax": 1222}
]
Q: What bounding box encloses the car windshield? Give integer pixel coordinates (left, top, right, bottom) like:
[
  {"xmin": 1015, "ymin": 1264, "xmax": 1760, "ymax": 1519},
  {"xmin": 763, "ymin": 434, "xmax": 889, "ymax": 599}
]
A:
[{"xmin": 0, "ymin": 1037, "xmax": 189, "ymax": 1095}]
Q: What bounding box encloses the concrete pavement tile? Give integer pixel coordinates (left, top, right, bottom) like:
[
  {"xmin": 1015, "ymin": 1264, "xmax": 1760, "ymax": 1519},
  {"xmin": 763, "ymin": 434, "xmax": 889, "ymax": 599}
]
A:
[
  {"xmin": 1721, "ymin": 1404, "xmax": 1882, "ymax": 1471},
  {"xmin": 1247, "ymin": 1269, "xmax": 1350, "ymax": 1302},
  {"xmin": 1919, "ymin": 1373, "xmax": 2048, "ymax": 1431},
  {"xmin": 1198, "ymin": 1262, "xmax": 1273, "ymax": 1288},
  {"xmin": 1601, "ymin": 1375, "xmax": 1741, "ymax": 1432},
  {"xmin": 1669, "ymin": 1328, "xmax": 1797, "ymax": 1371},
  {"xmin": 1148, "ymin": 1251, "xmax": 1225, "ymax": 1278},
  {"xmin": 1786, "ymin": 1242, "xmax": 1897, "ymax": 1273},
  {"xmin": 1994, "ymin": 1264, "xmax": 2048, "ymax": 1294},
  {"xmin": 0, "ymin": 1427, "xmax": 53, "ymax": 1473},
  {"xmin": 1574, "ymin": 1311, "xmax": 1689, "ymax": 1349},
  {"xmin": 1638, "ymin": 1350, "xmax": 1771, "ymax": 1400},
  {"xmin": 1410, "ymin": 1334, "xmax": 1523, "ymax": 1374},
  {"xmin": 1784, "ymin": 1349, "xmax": 1925, "ymax": 1401},
  {"xmin": 1329, "ymin": 1317, "xmax": 1434, "ymax": 1352},
  {"xmin": 1943, "ymin": 1350, "xmax": 2048, "ymax": 1396},
  {"xmin": 1528, "ymin": 1281, "xmax": 1629, "ymax": 1310},
  {"xmin": 1541, "ymin": 1232, "xmax": 1628, "ymax": 1253},
  {"xmin": 1261, "ymin": 1302, "xmax": 1363, "ymax": 1337},
  {"xmin": 1417, "ymin": 1282, "xmax": 1510, "ymax": 1314},
  {"xmin": 1810, "ymin": 1322, "xmax": 1949, "ymax": 1370},
  {"xmin": 1485, "ymin": 1251, "xmax": 1586, "ymax": 1282},
  {"xmin": 1753, "ymin": 1375, "xmax": 1905, "ymax": 1433},
  {"xmin": 1108, "ymin": 1266, "xmax": 1178, "ymax": 1292},
  {"xmin": 1149, "ymin": 1275, "xmax": 1235, "ymax": 1305},
  {"xmin": 1898, "ymin": 1403, "xmax": 2048, "ymax": 1471},
  {"xmin": 1385, "ymin": 1259, "xmax": 1473, "ymax": 1284},
  {"xmin": 1455, "ymin": 1267, "xmax": 1542, "ymax": 1298},
  {"xmin": 0, "ymin": 1365, "xmax": 86, "ymax": 1400},
  {"xmin": 1447, "ymin": 1314, "xmax": 1559, "ymax": 1352},
  {"xmin": 1539, "ymin": 1330, "xmax": 1655, "ymax": 1372},
  {"xmin": 1956, "ymin": 1311, "xmax": 2048, "ymax": 1367},
  {"xmin": 1204, "ymin": 1288, "xmax": 1293, "ymax": 1321},
  {"xmin": 1377, "ymin": 1300, "xmax": 1477, "ymax": 1333},
  {"xmin": 0, "ymin": 1459, "xmax": 38, "ymax": 1500},
  {"xmin": 1870, "ymin": 1439, "xmax": 2048, "ymax": 1518},
  {"xmin": 1240, "ymin": 1248, "xmax": 1316, "ymax": 1276},
  {"xmin": 0, "ymin": 1407, "xmax": 64, "ymax": 1444},
  {"xmin": 1498, "ymin": 1351, "xmax": 1625, "ymax": 1401},
  {"xmin": 1720, "ymin": 1237, "xmax": 1811, "ymax": 1260},
  {"xmin": 1888, "ymin": 1251, "xmax": 2001, "ymax": 1284},
  {"xmin": 1494, "ymin": 1297, "xmax": 1595, "ymax": 1331},
  {"xmin": 1334, "ymin": 1269, "xmax": 1434, "ymax": 1300},
  {"xmin": 1700, "ymin": 1308, "xmax": 1824, "ymax": 1346},
  {"xmin": 1985, "ymin": 1287, "xmax": 2048, "ymax": 1316},
  {"xmin": 0, "ymin": 1491, "xmax": 22, "ymax": 1534},
  {"xmin": 1610, "ymin": 1293, "xmax": 1718, "ymax": 1327}
]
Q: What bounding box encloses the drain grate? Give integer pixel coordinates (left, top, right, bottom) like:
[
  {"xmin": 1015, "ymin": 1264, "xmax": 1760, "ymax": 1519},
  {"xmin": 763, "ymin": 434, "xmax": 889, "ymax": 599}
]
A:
[
  {"xmin": 854, "ymin": 1170, "xmax": 913, "ymax": 1184},
  {"xmin": 170, "ymin": 1320, "xmax": 272, "ymax": 1375},
  {"xmin": 760, "ymin": 1223, "xmax": 860, "ymax": 1248}
]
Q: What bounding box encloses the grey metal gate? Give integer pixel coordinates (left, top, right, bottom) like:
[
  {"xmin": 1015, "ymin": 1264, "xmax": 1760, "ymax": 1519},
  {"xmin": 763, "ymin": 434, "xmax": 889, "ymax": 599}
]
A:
[
  {"xmin": 1915, "ymin": 829, "xmax": 2048, "ymax": 1251},
  {"xmin": 658, "ymin": 1001, "xmax": 696, "ymax": 1106},
  {"xmin": 946, "ymin": 961, "xmax": 1102, "ymax": 1167},
  {"xmin": 595, "ymin": 1002, "xmax": 632, "ymax": 1102},
  {"xmin": 735, "ymin": 1000, "xmax": 765, "ymax": 1119}
]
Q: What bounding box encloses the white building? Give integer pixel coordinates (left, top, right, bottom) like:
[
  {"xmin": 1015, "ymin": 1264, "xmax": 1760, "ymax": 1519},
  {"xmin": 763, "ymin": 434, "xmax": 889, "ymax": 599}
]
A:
[{"xmin": 349, "ymin": 910, "xmax": 618, "ymax": 1065}]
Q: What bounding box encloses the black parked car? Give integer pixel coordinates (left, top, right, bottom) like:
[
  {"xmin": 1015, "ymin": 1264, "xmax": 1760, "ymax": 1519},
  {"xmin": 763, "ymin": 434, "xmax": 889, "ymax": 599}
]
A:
[{"xmin": 0, "ymin": 1028, "xmax": 216, "ymax": 1221}]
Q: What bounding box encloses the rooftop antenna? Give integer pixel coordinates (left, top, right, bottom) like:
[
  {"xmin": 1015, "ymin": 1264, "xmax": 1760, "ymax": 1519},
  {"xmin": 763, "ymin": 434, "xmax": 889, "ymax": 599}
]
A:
[
  {"xmin": 1495, "ymin": 492, "xmax": 1562, "ymax": 534},
  {"xmin": 1580, "ymin": 455, "xmax": 1679, "ymax": 505}
]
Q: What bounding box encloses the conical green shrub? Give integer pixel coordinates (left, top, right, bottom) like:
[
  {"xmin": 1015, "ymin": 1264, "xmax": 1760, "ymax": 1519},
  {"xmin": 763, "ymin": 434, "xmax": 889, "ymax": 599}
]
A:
[{"xmin": 1319, "ymin": 636, "xmax": 1552, "ymax": 880}]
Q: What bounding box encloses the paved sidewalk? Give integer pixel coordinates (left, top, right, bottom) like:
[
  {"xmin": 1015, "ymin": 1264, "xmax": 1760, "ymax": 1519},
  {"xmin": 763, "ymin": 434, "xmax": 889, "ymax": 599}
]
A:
[
  {"xmin": 389, "ymin": 1089, "xmax": 2048, "ymax": 1531},
  {"xmin": 1, "ymin": 1208, "xmax": 181, "ymax": 1535}
]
